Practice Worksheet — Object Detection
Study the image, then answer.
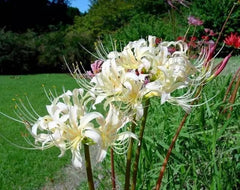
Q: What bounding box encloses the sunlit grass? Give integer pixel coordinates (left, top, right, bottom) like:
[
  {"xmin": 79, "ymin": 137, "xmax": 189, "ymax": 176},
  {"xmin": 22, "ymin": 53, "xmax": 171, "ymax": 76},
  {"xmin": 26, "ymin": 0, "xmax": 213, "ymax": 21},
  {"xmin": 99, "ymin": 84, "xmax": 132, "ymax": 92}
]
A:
[{"xmin": 0, "ymin": 74, "xmax": 77, "ymax": 189}]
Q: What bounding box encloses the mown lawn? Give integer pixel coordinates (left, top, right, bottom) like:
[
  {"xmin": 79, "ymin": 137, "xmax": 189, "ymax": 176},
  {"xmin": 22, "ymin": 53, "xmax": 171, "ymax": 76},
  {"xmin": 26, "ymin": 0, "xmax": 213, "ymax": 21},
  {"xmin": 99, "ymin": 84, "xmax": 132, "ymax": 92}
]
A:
[
  {"xmin": 0, "ymin": 74, "xmax": 77, "ymax": 190},
  {"xmin": 0, "ymin": 56, "xmax": 239, "ymax": 189}
]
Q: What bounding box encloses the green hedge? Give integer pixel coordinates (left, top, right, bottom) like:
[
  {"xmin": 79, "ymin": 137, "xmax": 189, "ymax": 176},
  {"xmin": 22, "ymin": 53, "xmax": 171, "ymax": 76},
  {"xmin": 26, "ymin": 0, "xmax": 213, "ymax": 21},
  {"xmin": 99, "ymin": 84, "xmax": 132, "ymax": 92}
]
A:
[{"xmin": 0, "ymin": 28, "xmax": 95, "ymax": 74}]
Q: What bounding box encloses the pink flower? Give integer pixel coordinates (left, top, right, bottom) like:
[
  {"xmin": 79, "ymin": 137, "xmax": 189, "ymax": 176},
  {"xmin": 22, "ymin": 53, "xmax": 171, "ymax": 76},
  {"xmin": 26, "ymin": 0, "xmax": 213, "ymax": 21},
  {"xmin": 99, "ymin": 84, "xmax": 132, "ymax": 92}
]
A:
[
  {"xmin": 204, "ymin": 28, "xmax": 217, "ymax": 36},
  {"xmin": 190, "ymin": 36, "xmax": 197, "ymax": 41},
  {"xmin": 224, "ymin": 33, "xmax": 237, "ymax": 46},
  {"xmin": 177, "ymin": 36, "xmax": 186, "ymax": 41},
  {"xmin": 224, "ymin": 33, "xmax": 240, "ymax": 49},
  {"xmin": 204, "ymin": 28, "xmax": 210, "ymax": 33},
  {"xmin": 168, "ymin": 47, "xmax": 176, "ymax": 54},
  {"xmin": 235, "ymin": 37, "xmax": 240, "ymax": 49},
  {"xmin": 204, "ymin": 40, "xmax": 215, "ymax": 46},
  {"xmin": 155, "ymin": 37, "xmax": 162, "ymax": 45},
  {"xmin": 188, "ymin": 41, "xmax": 197, "ymax": 48},
  {"xmin": 209, "ymin": 30, "xmax": 217, "ymax": 36},
  {"xmin": 188, "ymin": 16, "xmax": 203, "ymax": 26},
  {"xmin": 204, "ymin": 44, "xmax": 216, "ymax": 67},
  {"xmin": 91, "ymin": 60, "xmax": 103, "ymax": 73},
  {"xmin": 202, "ymin": 35, "xmax": 210, "ymax": 41},
  {"xmin": 187, "ymin": 36, "xmax": 198, "ymax": 48},
  {"xmin": 87, "ymin": 60, "xmax": 103, "ymax": 77},
  {"xmin": 213, "ymin": 53, "xmax": 232, "ymax": 77}
]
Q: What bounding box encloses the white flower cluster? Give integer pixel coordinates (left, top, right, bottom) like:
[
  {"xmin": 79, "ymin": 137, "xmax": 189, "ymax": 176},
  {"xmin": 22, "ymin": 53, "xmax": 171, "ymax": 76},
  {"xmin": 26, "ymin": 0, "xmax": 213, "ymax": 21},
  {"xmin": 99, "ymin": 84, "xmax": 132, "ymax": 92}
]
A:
[
  {"xmin": 89, "ymin": 36, "xmax": 205, "ymax": 116},
  {"xmin": 25, "ymin": 89, "xmax": 136, "ymax": 168},
  {"xmin": 17, "ymin": 36, "xmax": 209, "ymax": 168}
]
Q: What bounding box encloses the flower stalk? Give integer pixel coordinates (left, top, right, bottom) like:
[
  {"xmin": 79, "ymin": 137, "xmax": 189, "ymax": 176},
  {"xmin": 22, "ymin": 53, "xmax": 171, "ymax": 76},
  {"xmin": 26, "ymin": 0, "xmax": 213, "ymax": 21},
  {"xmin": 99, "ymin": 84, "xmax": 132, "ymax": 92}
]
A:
[
  {"xmin": 155, "ymin": 112, "xmax": 189, "ymax": 190},
  {"xmin": 84, "ymin": 144, "xmax": 95, "ymax": 190},
  {"xmin": 111, "ymin": 148, "xmax": 116, "ymax": 190},
  {"xmin": 131, "ymin": 98, "xmax": 150, "ymax": 190},
  {"xmin": 124, "ymin": 121, "xmax": 137, "ymax": 190},
  {"xmin": 227, "ymin": 73, "xmax": 240, "ymax": 119},
  {"xmin": 223, "ymin": 67, "xmax": 240, "ymax": 102},
  {"xmin": 215, "ymin": 2, "xmax": 237, "ymax": 46},
  {"xmin": 155, "ymin": 85, "xmax": 203, "ymax": 189}
]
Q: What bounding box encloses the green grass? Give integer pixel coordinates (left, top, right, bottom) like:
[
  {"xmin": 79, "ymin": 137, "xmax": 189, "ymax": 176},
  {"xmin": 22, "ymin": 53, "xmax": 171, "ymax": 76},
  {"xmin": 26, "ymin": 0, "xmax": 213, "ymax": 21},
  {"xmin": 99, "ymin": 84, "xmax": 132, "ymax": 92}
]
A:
[
  {"xmin": 0, "ymin": 58, "xmax": 239, "ymax": 190},
  {"xmin": 135, "ymin": 77, "xmax": 240, "ymax": 189},
  {"xmin": 0, "ymin": 74, "xmax": 77, "ymax": 190}
]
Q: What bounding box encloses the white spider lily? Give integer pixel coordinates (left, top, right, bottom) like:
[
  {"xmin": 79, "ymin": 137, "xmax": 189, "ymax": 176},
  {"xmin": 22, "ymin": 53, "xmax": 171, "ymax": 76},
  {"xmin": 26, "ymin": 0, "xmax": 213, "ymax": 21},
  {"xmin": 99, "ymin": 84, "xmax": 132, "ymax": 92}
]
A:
[
  {"xmin": 145, "ymin": 55, "xmax": 196, "ymax": 99},
  {"xmin": 95, "ymin": 104, "xmax": 137, "ymax": 162},
  {"xmin": 63, "ymin": 110, "xmax": 102, "ymax": 168},
  {"xmin": 68, "ymin": 35, "xmax": 215, "ymax": 117},
  {"xmin": 117, "ymin": 36, "xmax": 162, "ymax": 72},
  {"xmin": 91, "ymin": 60, "xmax": 148, "ymax": 118},
  {"xmin": 117, "ymin": 39, "xmax": 151, "ymax": 70},
  {"xmin": 89, "ymin": 36, "xmax": 212, "ymax": 113},
  {"xmin": 91, "ymin": 59, "xmax": 126, "ymax": 98},
  {"xmin": 117, "ymin": 73, "xmax": 147, "ymax": 118},
  {"xmin": 13, "ymin": 87, "xmax": 137, "ymax": 168},
  {"xmin": 17, "ymin": 88, "xmax": 103, "ymax": 168}
]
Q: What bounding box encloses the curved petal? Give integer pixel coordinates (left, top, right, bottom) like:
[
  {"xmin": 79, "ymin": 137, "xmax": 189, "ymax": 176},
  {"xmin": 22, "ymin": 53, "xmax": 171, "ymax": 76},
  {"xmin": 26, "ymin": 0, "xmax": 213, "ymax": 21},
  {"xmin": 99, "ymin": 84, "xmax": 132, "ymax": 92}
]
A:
[
  {"xmin": 84, "ymin": 128, "xmax": 101, "ymax": 144},
  {"xmin": 116, "ymin": 131, "xmax": 138, "ymax": 142},
  {"xmin": 97, "ymin": 149, "xmax": 107, "ymax": 163},
  {"xmin": 71, "ymin": 148, "xmax": 83, "ymax": 168},
  {"xmin": 80, "ymin": 112, "xmax": 103, "ymax": 128}
]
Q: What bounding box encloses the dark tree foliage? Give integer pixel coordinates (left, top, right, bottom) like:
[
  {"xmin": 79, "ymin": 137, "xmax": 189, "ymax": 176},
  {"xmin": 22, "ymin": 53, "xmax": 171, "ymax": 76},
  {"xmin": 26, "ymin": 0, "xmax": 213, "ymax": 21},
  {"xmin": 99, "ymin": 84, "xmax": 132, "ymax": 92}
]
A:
[
  {"xmin": 0, "ymin": 0, "xmax": 80, "ymax": 32},
  {"xmin": 128, "ymin": 0, "xmax": 169, "ymax": 15},
  {"xmin": 0, "ymin": 0, "xmax": 239, "ymax": 74}
]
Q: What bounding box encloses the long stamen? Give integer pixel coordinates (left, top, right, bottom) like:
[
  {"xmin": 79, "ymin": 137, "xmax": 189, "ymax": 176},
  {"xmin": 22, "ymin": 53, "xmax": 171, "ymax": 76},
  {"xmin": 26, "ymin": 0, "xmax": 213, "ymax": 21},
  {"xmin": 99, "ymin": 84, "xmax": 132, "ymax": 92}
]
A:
[
  {"xmin": 25, "ymin": 96, "xmax": 41, "ymax": 118},
  {"xmin": 18, "ymin": 100, "xmax": 38, "ymax": 121},
  {"xmin": 0, "ymin": 111, "xmax": 25, "ymax": 124},
  {"xmin": 0, "ymin": 133, "xmax": 41, "ymax": 150}
]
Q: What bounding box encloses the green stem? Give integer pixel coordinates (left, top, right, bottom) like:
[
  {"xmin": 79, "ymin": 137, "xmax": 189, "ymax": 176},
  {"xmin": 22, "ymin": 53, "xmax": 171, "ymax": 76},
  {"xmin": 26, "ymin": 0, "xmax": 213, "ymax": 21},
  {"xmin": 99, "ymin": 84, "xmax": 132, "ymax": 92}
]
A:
[
  {"xmin": 183, "ymin": 25, "xmax": 190, "ymax": 41},
  {"xmin": 84, "ymin": 144, "xmax": 95, "ymax": 190},
  {"xmin": 131, "ymin": 99, "xmax": 151, "ymax": 190},
  {"xmin": 111, "ymin": 148, "xmax": 116, "ymax": 190},
  {"xmin": 192, "ymin": 26, "xmax": 197, "ymax": 39},
  {"xmin": 124, "ymin": 121, "xmax": 136, "ymax": 190},
  {"xmin": 170, "ymin": 9, "xmax": 176, "ymax": 40}
]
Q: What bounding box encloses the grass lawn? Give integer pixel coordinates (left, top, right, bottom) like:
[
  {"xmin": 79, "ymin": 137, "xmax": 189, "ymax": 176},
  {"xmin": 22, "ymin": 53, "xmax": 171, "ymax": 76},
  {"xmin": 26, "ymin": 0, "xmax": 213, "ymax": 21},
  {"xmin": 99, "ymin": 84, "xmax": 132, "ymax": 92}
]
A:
[
  {"xmin": 0, "ymin": 55, "xmax": 239, "ymax": 189},
  {"xmin": 0, "ymin": 74, "xmax": 77, "ymax": 190}
]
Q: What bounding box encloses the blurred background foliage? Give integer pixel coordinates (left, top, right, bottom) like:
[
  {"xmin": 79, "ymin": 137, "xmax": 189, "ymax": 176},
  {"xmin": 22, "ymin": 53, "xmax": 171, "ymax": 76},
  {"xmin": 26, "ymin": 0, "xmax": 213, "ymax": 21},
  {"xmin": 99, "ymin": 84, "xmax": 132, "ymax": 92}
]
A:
[{"xmin": 0, "ymin": 0, "xmax": 239, "ymax": 74}]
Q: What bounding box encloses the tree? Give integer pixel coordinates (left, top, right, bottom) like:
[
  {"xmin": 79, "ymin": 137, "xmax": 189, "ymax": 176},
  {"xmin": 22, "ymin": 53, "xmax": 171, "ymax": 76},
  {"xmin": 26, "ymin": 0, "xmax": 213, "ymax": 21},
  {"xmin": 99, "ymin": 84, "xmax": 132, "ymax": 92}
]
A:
[{"xmin": 0, "ymin": 0, "xmax": 80, "ymax": 32}]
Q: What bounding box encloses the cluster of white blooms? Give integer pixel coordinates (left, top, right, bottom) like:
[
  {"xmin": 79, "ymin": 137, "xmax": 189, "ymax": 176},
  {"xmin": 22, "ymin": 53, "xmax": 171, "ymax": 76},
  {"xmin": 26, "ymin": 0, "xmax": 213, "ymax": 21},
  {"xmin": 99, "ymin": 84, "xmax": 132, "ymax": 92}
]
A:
[
  {"xmin": 13, "ymin": 36, "xmax": 211, "ymax": 168},
  {"xmin": 89, "ymin": 36, "xmax": 206, "ymax": 116},
  {"xmin": 24, "ymin": 88, "xmax": 136, "ymax": 168}
]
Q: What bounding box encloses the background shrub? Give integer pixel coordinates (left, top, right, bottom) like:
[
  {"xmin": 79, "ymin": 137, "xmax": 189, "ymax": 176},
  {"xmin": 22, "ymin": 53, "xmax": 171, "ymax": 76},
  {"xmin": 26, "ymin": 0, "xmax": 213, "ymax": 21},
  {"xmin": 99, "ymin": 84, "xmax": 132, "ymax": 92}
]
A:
[
  {"xmin": 0, "ymin": 30, "xmax": 38, "ymax": 74},
  {"xmin": 0, "ymin": 0, "xmax": 239, "ymax": 74}
]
